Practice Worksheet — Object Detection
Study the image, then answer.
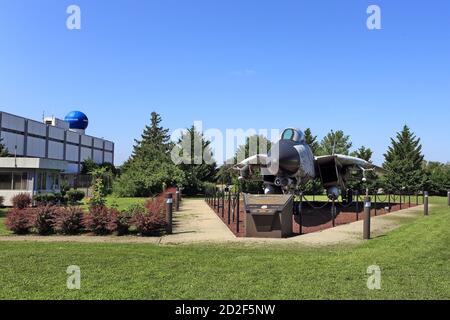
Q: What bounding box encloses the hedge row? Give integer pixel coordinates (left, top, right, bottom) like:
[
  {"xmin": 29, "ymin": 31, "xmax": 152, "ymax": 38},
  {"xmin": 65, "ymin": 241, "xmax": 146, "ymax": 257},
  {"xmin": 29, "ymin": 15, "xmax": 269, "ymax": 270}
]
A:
[{"xmin": 5, "ymin": 198, "xmax": 167, "ymax": 237}]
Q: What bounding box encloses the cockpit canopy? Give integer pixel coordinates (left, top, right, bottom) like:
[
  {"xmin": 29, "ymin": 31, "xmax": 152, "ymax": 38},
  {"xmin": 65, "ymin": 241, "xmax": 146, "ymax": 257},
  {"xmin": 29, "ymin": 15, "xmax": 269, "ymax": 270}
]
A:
[{"xmin": 281, "ymin": 128, "xmax": 305, "ymax": 143}]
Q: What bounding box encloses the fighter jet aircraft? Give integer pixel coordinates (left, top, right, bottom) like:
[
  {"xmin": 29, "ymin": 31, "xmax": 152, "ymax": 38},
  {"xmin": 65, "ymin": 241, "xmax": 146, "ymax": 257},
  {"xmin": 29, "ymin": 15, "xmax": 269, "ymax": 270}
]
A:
[{"xmin": 235, "ymin": 128, "xmax": 384, "ymax": 199}]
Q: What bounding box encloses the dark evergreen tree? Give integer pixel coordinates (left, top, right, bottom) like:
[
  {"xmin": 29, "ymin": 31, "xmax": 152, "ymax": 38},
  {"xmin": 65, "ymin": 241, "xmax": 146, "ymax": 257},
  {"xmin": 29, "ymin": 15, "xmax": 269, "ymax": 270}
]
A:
[
  {"xmin": 175, "ymin": 126, "xmax": 217, "ymax": 196},
  {"xmin": 423, "ymin": 161, "xmax": 450, "ymax": 195},
  {"xmin": 318, "ymin": 130, "xmax": 352, "ymax": 156},
  {"xmin": 383, "ymin": 125, "xmax": 425, "ymax": 193},
  {"xmin": 234, "ymin": 135, "xmax": 272, "ymax": 193},
  {"xmin": 114, "ymin": 112, "xmax": 185, "ymax": 197},
  {"xmin": 351, "ymin": 146, "xmax": 373, "ymax": 161},
  {"xmin": 304, "ymin": 128, "xmax": 319, "ymax": 154},
  {"xmin": 348, "ymin": 146, "xmax": 378, "ymax": 192}
]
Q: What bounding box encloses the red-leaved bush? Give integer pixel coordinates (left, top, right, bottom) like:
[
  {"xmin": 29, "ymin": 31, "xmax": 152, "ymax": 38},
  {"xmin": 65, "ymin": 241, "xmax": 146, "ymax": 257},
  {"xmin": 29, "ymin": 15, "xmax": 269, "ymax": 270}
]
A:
[
  {"xmin": 6, "ymin": 208, "xmax": 33, "ymax": 234},
  {"xmin": 133, "ymin": 198, "xmax": 166, "ymax": 236},
  {"xmin": 11, "ymin": 193, "xmax": 32, "ymax": 209},
  {"xmin": 54, "ymin": 206, "xmax": 85, "ymax": 235},
  {"xmin": 32, "ymin": 205, "xmax": 58, "ymax": 235},
  {"xmin": 144, "ymin": 197, "xmax": 164, "ymax": 214},
  {"xmin": 83, "ymin": 206, "xmax": 118, "ymax": 235}
]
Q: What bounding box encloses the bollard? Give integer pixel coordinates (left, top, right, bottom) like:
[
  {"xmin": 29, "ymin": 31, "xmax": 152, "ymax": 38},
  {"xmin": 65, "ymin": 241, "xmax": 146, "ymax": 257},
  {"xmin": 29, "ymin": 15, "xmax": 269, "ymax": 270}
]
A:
[
  {"xmin": 165, "ymin": 193, "xmax": 173, "ymax": 234},
  {"xmin": 176, "ymin": 189, "xmax": 180, "ymax": 211},
  {"xmin": 355, "ymin": 191, "xmax": 359, "ymax": 221},
  {"xmin": 236, "ymin": 192, "xmax": 240, "ymax": 234},
  {"xmin": 363, "ymin": 196, "xmax": 371, "ymax": 240},
  {"xmin": 447, "ymin": 190, "xmax": 450, "ymax": 207},
  {"xmin": 331, "ymin": 199, "xmax": 336, "ymax": 227},
  {"xmin": 424, "ymin": 191, "xmax": 429, "ymax": 216},
  {"xmin": 222, "ymin": 191, "xmax": 225, "ymax": 217},
  {"xmin": 374, "ymin": 195, "xmax": 377, "ymax": 216},
  {"xmin": 227, "ymin": 192, "xmax": 231, "ymax": 225}
]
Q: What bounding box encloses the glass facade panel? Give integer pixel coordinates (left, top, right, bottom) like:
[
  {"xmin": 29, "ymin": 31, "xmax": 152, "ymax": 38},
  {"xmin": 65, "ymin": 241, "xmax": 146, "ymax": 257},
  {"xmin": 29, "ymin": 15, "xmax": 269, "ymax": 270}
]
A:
[
  {"xmin": 0, "ymin": 173, "xmax": 12, "ymax": 190},
  {"xmin": 13, "ymin": 172, "xmax": 28, "ymax": 190}
]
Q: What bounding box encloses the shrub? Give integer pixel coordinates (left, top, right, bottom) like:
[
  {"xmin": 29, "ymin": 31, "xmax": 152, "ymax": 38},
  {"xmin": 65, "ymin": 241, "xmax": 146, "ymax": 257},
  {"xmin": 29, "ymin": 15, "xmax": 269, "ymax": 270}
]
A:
[
  {"xmin": 66, "ymin": 190, "xmax": 85, "ymax": 204},
  {"xmin": 12, "ymin": 193, "xmax": 32, "ymax": 209},
  {"xmin": 83, "ymin": 206, "xmax": 117, "ymax": 235},
  {"xmin": 32, "ymin": 205, "xmax": 58, "ymax": 235},
  {"xmin": 0, "ymin": 195, "xmax": 4, "ymax": 207},
  {"xmin": 132, "ymin": 212, "xmax": 166, "ymax": 237},
  {"xmin": 144, "ymin": 197, "xmax": 164, "ymax": 215},
  {"xmin": 116, "ymin": 211, "xmax": 132, "ymax": 236},
  {"xmin": 126, "ymin": 203, "xmax": 146, "ymax": 215},
  {"xmin": 133, "ymin": 198, "xmax": 166, "ymax": 236},
  {"xmin": 54, "ymin": 207, "xmax": 85, "ymax": 235},
  {"xmin": 33, "ymin": 193, "xmax": 65, "ymax": 206},
  {"xmin": 5, "ymin": 208, "xmax": 33, "ymax": 234}
]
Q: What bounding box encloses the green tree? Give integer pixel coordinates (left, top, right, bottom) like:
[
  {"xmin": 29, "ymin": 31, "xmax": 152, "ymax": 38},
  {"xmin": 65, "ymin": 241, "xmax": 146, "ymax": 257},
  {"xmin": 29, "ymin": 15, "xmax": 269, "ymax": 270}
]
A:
[
  {"xmin": 215, "ymin": 161, "xmax": 238, "ymax": 187},
  {"xmin": 348, "ymin": 146, "xmax": 378, "ymax": 192},
  {"xmin": 114, "ymin": 112, "xmax": 185, "ymax": 197},
  {"xmin": 174, "ymin": 126, "xmax": 217, "ymax": 195},
  {"xmin": 318, "ymin": 130, "xmax": 352, "ymax": 156},
  {"xmin": 351, "ymin": 146, "xmax": 373, "ymax": 161},
  {"xmin": 80, "ymin": 159, "xmax": 98, "ymax": 175},
  {"xmin": 383, "ymin": 125, "xmax": 425, "ymax": 193},
  {"xmin": 423, "ymin": 162, "xmax": 450, "ymax": 195},
  {"xmin": 304, "ymin": 128, "xmax": 319, "ymax": 154},
  {"xmin": 234, "ymin": 135, "xmax": 272, "ymax": 193},
  {"xmin": 123, "ymin": 112, "xmax": 172, "ymax": 170}
]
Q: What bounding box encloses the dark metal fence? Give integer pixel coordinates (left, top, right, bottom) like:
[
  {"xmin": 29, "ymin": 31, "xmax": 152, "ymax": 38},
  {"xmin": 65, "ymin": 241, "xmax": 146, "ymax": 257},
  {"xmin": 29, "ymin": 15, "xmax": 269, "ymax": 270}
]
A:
[
  {"xmin": 205, "ymin": 188, "xmax": 242, "ymax": 236},
  {"xmin": 205, "ymin": 188, "xmax": 425, "ymax": 237}
]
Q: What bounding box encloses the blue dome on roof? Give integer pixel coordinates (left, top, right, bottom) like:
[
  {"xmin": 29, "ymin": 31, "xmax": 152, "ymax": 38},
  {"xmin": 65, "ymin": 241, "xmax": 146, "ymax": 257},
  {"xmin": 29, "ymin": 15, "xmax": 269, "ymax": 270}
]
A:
[{"xmin": 64, "ymin": 111, "xmax": 89, "ymax": 130}]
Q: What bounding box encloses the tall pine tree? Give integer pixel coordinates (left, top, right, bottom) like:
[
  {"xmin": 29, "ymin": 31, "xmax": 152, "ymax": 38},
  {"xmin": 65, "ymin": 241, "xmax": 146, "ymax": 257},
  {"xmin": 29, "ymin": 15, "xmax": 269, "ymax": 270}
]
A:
[
  {"xmin": 318, "ymin": 130, "xmax": 352, "ymax": 156},
  {"xmin": 383, "ymin": 125, "xmax": 424, "ymax": 193},
  {"xmin": 175, "ymin": 125, "xmax": 217, "ymax": 195},
  {"xmin": 304, "ymin": 128, "xmax": 319, "ymax": 154},
  {"xmin": 114, "ymin": 112, "xmax": 185, "ymax": 197},
  {"xmin": 348, "ymin": 146, "xmax": 378, "ymax": 192}
]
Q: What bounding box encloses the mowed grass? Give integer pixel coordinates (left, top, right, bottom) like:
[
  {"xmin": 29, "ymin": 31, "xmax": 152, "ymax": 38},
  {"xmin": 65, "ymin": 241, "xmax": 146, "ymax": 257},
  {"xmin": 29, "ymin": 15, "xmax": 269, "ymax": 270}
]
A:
[
  {"xmin": 0, "ymin": 208, "xmax": 9, "ymax": 236},
  {"xmin": 0, "ymin": 197, "xmax": 449, "ymax": 300},
  {"xmin": 80, "ymin": 196, "xmax": 147, "ymax": 211}
]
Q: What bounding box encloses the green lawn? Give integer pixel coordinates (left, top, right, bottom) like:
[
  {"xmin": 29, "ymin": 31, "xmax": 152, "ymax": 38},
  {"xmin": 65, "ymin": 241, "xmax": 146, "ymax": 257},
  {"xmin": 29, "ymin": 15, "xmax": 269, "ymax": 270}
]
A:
[
  {"xmin": 0, "ymin": 197, "xmax": 449, "ymax": 300},
  {"xmin": 80, "ymin": 196, "xmax": 147, "ymax": 211},
  {"xmin": 0, "ymin": 208, "xmax": 9, "ymax": 236}
]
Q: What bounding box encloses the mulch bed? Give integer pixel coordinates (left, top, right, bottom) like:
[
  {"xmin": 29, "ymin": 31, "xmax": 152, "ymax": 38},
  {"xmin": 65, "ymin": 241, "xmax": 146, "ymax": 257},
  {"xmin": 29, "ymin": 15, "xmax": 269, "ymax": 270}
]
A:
[{"xmin": 207, "ymin": 197, "xmax": 420, "ymax": 238}]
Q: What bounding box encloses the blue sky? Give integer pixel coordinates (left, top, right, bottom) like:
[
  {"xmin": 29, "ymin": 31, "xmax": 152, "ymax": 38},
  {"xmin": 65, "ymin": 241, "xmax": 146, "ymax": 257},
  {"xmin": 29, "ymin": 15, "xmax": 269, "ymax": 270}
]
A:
[{"xmin": 0, "ymin": 0, "xmax": 449, "ymax": 165}]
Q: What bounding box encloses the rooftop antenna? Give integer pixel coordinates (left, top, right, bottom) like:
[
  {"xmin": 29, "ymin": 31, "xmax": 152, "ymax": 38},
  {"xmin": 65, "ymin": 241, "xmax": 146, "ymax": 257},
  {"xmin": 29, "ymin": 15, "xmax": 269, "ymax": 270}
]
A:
[{"xmin": 331, "ymin": 129, "xmax": 337, "ymax": 155}]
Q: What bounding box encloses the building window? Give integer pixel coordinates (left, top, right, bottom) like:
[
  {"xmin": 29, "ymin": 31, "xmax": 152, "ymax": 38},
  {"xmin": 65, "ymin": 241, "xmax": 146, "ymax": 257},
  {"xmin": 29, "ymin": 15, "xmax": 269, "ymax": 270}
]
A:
[
  {"xmin": 37, "ymin": 172, "xmax": 47, "ymax": 191},
  {"xmin": 13, "ymin": 172, "xmax": 28, "ymax": 190},
  {"xmin": 50, "ymin": 173, "xmax": 60, "ymax": 190},
  {"xmin": 0, "ymin": 172, "xmax": 28, "ymax": 190},
  {"xmin": 0, "ymin": 173, "xmax": 12, "ymax": 190}
]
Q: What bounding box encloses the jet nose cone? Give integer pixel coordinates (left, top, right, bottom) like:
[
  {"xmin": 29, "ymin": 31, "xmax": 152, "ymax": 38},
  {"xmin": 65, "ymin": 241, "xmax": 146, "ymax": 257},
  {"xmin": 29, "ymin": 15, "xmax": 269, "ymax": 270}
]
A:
[{"xmin": 268, "ymin": 140, "xmax": 300, "ymax": 175}]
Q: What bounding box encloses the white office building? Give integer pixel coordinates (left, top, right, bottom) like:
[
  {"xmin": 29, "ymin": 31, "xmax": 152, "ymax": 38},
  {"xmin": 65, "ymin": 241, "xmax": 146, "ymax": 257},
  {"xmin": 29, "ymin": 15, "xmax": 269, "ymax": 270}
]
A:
[{"xmin": 0, "ymin": 111, "xmax": 114, "ymax": 205}]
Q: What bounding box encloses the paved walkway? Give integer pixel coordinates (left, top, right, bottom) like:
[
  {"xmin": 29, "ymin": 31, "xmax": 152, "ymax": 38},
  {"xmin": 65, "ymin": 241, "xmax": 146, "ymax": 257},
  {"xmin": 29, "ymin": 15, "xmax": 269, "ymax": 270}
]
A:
[
  {"xmin": 159, "ymin": 199, "xmax": 236, "ymax": 245},
  {"xmin": 0, "ymin": 199, "xmax": 427, "ymax": 247}
]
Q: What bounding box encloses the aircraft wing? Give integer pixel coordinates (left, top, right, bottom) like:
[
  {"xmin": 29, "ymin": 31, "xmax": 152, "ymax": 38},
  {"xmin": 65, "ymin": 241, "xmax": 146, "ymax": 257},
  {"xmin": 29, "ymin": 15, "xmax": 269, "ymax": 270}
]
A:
[
  {"xmin": 233, "ymin": 154, "xmax": 269, "ymax": 169},
  {"xmin": 315, "ymin": 154, "xmax": 386, "ymax": 174}
]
